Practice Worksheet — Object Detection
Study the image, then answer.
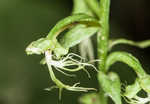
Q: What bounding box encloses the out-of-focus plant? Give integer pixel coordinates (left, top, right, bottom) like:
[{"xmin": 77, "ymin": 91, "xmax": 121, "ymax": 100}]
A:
[{"xmin": 25, "ymin": 0, "xmax": 150, "ymax": 104}]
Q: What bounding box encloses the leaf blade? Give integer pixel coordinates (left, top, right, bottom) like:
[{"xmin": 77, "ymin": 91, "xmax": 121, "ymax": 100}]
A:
[{"xmin": 60, "ymin": 24, "xmax": 99, "ymax": 48}]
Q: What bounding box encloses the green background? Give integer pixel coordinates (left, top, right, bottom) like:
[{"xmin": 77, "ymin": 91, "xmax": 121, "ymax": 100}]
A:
[{"xmin": 0, "ymin": 0, "xmax": 150, "ymax": 104}]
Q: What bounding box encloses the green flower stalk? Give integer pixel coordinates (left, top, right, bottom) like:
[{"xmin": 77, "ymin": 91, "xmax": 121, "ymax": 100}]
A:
[
  {"xmin": 97, "ymin": 0, "xmax": 110, "ymax": 103},
  {"xmin": 98, "ymin": 0, "xmax": 110, "ymax": 72}
]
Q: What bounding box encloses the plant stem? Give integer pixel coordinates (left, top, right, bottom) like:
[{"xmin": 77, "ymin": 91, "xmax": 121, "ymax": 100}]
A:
[
  {"xmin": 98, "ymin": 0, "xmax": 110, "ymax": 72},
  {"xmin": 98, "ymin": 0, "xmax": 110, "ymax": 104}
]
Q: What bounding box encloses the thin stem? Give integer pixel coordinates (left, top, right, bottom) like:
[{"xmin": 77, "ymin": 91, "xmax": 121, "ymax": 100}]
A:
[
  {"xmin": 98, "ymin": 0, "xmax": 111, "ymax": 104},
  {"xmin": 98, "ymin": 0, "xmax": 110, "ymax": 72}
]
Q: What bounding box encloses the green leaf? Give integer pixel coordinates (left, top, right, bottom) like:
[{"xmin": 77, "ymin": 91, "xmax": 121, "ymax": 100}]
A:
[
  {"xmin": 109, "ymin": 38, "xmax": 150, "ymax": 50},
  {"xmin": 47, "ymin": 13, "xmax": 100, "ymax": 41},
  {"xmin": 98, "ymin": 71, "xmax": 122, "ymax": 104},
  {"xmin": 106, "ymin": 51, "xmax": 146, "ymax": 78},
  {"xmin": 60, "ymin": 24, "xmax": 99, "ymax": 48}
]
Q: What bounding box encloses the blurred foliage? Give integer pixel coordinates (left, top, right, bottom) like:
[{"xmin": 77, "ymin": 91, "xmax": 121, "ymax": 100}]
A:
[{"xmin": 0, "ymin": 0, "xmax": 150, "ymax": 104}]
